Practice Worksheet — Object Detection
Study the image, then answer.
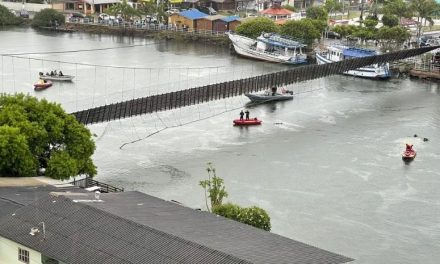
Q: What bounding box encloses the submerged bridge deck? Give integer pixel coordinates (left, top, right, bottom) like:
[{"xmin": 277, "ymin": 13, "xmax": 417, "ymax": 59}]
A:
[{"xmin": 71, "ymin": 46, "xmax": 438, "ymax": 125}]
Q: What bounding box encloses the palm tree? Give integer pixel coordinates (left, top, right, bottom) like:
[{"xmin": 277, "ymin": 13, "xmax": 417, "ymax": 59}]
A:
[{"xmin": 410, "ymin": 0, "xmax": 439, "ymax": 37}]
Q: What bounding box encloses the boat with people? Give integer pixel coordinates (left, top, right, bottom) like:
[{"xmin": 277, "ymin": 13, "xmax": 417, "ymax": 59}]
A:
[
  {"xmin": 245, "ymin": 86, "xmax": 294, "ymax": 103},
  {"xmin": 34, "ymin": 80, "xmax": 53, "ymax": 91},
  {"xmin": 233, "ymin": 118, "xmax": 262, "ymax": 126},
  {"xmin": 39, "ymin": 71, "xmax": 74, "ymax": 81},
  {"xmin": 227, "ymin": 32, "xmax": 307, "ymax": 64},
  {"xmin": 402, "ymin": 144, "xmax": 416, "ymax": 161},
  {"xmin": 315, "ymin": 45, "xmax": 391, "ymax": 79}
]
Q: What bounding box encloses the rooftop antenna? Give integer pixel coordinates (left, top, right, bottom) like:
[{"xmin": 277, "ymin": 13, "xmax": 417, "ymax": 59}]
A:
[{"xmin": 29, "ymin": 222, "xmax": 45, "ymax": 240}]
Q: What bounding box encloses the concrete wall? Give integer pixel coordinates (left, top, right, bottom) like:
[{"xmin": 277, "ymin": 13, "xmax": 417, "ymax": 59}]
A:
[
  {"xmin": 0, "ymin": 1, "xmax": 51, "ymax": 12},
  {"xmin": 0, "ymin": 236, "xmax": 42, "ymax": 264}
]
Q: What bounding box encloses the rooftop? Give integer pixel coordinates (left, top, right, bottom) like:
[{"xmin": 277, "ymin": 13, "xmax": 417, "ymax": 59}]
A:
[
  {"xmin": 261, "ymin": 8, "xmax": 293, "ymax": 16},
  {"xmin": 0, "ymin": 188, "xmax": 353, "ymax": 264},
  {"xmin": 178, "ymin": 9, "xmax": 208, "ymax": 20}
]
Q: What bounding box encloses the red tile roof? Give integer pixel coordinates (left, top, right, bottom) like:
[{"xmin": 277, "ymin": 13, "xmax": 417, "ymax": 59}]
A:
[{"xmin": 260, "ymin": 8, "xmax": 293, "ymax": 15}]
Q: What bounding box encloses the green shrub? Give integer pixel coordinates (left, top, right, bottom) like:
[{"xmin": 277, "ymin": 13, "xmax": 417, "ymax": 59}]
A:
[
  {"xmin": 32, "ymin": 8, "xmax": 65, "ymax": 27},
  {"xmin": 235, "ymin": 17, "xmax": 279, "ymax": 39},
  {"xmin": 0, "ymin": 4, "xmax": 23, "ymax": 26}
]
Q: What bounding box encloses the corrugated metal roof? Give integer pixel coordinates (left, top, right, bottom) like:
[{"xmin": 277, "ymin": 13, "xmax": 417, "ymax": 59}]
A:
[
  {"xmin": 202, "ymin": 15, "xmax": 225, "ymax": 21},
  {"xmin": 0, "ymin": 190, "xmax": 354, "ymax": 264},
  {"xmin": 179, "ymin": 9, "xmax": 208, "ymax": 20},
  {"xmin": 222, "ymin": 15, "xmax": 240, "ymax": 23}
]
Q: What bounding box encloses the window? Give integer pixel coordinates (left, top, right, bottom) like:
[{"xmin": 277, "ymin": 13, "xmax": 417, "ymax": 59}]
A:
[{"xmin": 18, "ymin": 248, "xmax": 29, "ymax": 264}]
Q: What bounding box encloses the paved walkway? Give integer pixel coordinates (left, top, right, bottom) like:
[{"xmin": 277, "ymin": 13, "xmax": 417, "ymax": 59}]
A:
[{"xmin": 0, "ymin": 177, "xmax": 72, "ymax": 187}]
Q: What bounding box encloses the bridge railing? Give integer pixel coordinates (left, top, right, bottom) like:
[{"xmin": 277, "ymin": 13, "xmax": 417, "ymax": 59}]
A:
[
  {"xmin": 71, "ymin": 177, "xmax": 124, "ymax": 193},
  {"xmin": 70, "ymin": 46, "xmax": 440, "ymax": 125}
]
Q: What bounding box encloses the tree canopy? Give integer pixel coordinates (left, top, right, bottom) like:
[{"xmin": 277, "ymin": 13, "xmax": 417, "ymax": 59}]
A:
[
  {"xmin": 281, "ymin": 19, "xmax": 321, "ymax": 45},
  {"xmin": 235, "ymin": 17, "xmax": 279, "ymax": 39},
  {"xmin": 0, "ymin": 94, "xmax": 96, "ymax": 179},
  {"xmin": 32, "ymin": 8, "xmax": 65, "ymax": 27},
  {"xmin": 0, "ymin": 4, "xmax": 23, "ymax": 26},
  {"xmin": 382, "ymin": 14, "xmax": 399, "ymax": 27},
  {"xmin": 107, "ymin": 0, "xmax": 140, "ymax": 20},
  {"xmin": 306, "ymin": 6, "xmax": 328, "ymax": 21}
]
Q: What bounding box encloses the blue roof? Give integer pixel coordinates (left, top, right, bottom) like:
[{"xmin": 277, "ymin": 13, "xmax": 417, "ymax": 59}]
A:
[
  {"xmin": 222, "ymin": 16, "xmax": 240, "ymax": 23},
  {"xmin": 179, "ymin": 9, "xmax": 208, "ymax": 20},
  {"xmin": 343, "ymin": 48, "xmax": 377, "ymax": 58}
]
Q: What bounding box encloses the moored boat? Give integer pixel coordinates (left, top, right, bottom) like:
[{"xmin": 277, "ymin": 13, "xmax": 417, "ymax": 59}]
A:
[
  {"xmin": 233, "ymin": 118, "xmax": 262, "ymax": 126},
  {"xmin": 34, "ymin": 80, "xmax": 53, "ymax": 91},
  {"xmin": 227, "ymin": 32, "xmax": 307, "ymax": 65},
  {"xmin": 315, "ymin": 45, "xmax": 390, "ymax": 79}
]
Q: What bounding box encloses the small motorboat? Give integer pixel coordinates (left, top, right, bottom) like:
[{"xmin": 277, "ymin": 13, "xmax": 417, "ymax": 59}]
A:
[
  {"xmin": 402, "ymin": 144, "xmax": 416, "ymax": 161},
  {"xmin": 233, "ymin": 118, "xmax": 262, "ymax": 126},
  {"xmin": 245, "ymin": 87, "xmax": 293, "ymax": 103},
  {"xmin": 34, "ymin": 80, "xmax": 53, "ymax": 91},
  {"xmin": 39, "ymin": 72, "xmax": 74, "ymax": 81}
]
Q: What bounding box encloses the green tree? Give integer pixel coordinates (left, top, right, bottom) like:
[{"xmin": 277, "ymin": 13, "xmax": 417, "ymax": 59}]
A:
[
  {"xmin": 199, "ymin": 162, "xmax": 228, "ymax": 212},
  {"xmin": 376, "ymin": 26, "xmax": 410, "ymax": 49},
  {"xmin": 107, "ymin": 0, "xmax": 140, "ymax": 21},
  {"xmin": 382, "ymin": 14, "xmax": 399, "ymax": 27},
  {"xmin": 333, "ymin": 24, "xmax": 358, "ymax": 38},
  {"xmin": 281, "ymin": 19, "xmax": 321, "ymax": 45},
  {"xmin": 383, "ymin": 0, "xmax": 413, "ymax": 21},
  {"xmin": 410, "ymin": 0, "xmax": 439, "ymax": 37},
  {"xmin": 0, "ymin": 4, "xmax": 23, "ymax": 26},
  {"xmin": 364, "ymin": 18, "xmax": 378, "ymax": 29},
  {"xmin": 32, "ymin": 8, "xmax": 65, "ymax": 27},
  {"xmin": 324, "ymin": 0, "xmax": 342, "ymax": 17},
  {"xmin": 0, "ymin": 126, "xmax": 36, "ymax": 177},
  {"xmin": 306, "ymin": 6, "xmax": 328, "ymax": 20},
  {"xmin": 0, "ymin": 94, "xmax": 96, "ymax": 179},
  {"xmin": 235, "ymin": 17, "xmax": 279, "ymax": 39}
]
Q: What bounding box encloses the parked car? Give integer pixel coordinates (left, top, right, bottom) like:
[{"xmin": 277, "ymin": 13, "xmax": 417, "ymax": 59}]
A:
[
  {"xmin": 166, "ymin": 8, "xmax": 180, "ymax": 15},
  {"xmin": 19, "ymin": 9, "xmax": 29, "ymax": 19},
  {"xmin": 197, "ymin": 6, "xmax": 217, "ymax": 15},
  {"xmin": 326, "ymin": 31, "xmax": 341, "ymax": 39}
]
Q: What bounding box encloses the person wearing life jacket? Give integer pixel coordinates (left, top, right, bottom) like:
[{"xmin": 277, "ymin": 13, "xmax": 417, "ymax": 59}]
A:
[{"xmin": 406, "ymin": 144, "xmax": 413, "ymax": 151}]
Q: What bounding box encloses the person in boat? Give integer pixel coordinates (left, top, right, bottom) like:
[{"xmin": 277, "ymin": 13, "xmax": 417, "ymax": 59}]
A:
[
  {"xmin": 271, "ymin": 86, "xmax": 277, "ymax": 96},
  {"xmin": 54, "ymin": 70, "xmax": 58, "ymax": 76},
  {"xmin": 406, "ymin": 144, "xmax": 413, "ymax": 152},
  {"xmin": 59, "ymin": 71, "xmax": 64, "ymax": 76},
  {"xmin": 39, "ymin": 72, "xmax": 43, "ymax": 76},
  {"xmin": 50, "ymin": 71, "xmax": 54, "ymax": 76},
  {"xmin": 239, "ymin": 110, "xmax": 244, "ymax": 120},
  {"xmin": 46, "ymin": 72, "xmax": 49, "ymax": 76},
  {"xmin": 245, "ymin": 110, "xmax": 250, "ymax": 120}
]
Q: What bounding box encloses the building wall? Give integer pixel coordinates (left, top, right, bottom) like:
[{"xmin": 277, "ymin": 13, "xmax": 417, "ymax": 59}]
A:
[
  {"xmin": 213, "ymin": 20, "xmax": 227, "ymax": 32},
  {"xmin": 0, "ymin": 236, "xmax": 42, "ymax": 264},
  {"xmin": 197, "ymin": 19, "xmax": 213, "ymax": 31},
  {"xmin": 168, "ymin": 14, "xmax": 196, "ymax": 29},
  {"xmin": 0, "ymin": 2, "xmax": 51, "ymax": 12},
  {"xmin": 228, "ymin": 20, "xmax": 241, "ymax": 31}
]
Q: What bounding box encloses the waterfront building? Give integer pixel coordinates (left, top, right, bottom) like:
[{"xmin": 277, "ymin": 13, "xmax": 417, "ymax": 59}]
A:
[
  {"xmin": 0, "ymin": 179, "xmax": 353, "ymax": 264},
  {"xmin": 197, "ymin": 15, "xmax": 241, "ymax": 32},
  {"xmin": 168, "ymin": 9, "xmax": 208, "ymax": 30}
]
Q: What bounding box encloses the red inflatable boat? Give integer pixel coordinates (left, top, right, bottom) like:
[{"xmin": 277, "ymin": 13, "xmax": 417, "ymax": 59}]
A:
[
  {"xmin": 402, "ymin": 144, "xmax": 416, "ymax": 161},
  {"xmin": 34, "ymin": 80, "xmax": 53, "ymax": 91},
  {"xmin": 233, "ymin": 118, "xmax": 262, "ymax": 126}
]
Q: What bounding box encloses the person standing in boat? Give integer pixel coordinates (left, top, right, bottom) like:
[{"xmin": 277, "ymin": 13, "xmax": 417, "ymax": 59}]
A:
[
  {"xmin": 245, "ymin": 110, "xmax": 250, "ymax": 120},
  {"xmin": 271, "ymin": 86, "xmax": 277, "ymax": 96},
  {"xmin": 239, "ymin": 110, "xmax": 244, "ymax": 120},
  {"xmin": 59, "ymin": 71, "xmax": 64, "ymax": 76}
]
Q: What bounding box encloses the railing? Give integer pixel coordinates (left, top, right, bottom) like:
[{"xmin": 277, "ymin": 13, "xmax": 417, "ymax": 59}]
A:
[
  {"xmin": 66, "ymin": 21, "xmax": 228, "ymax": 37},
  {"xmin": 71, "ymin": 177, "xmax": 124, "ymax": 193}
]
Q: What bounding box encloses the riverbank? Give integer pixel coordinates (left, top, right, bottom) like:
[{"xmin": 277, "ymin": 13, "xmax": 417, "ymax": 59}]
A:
[{"xmin": 63, "ymin": 23, "xmax": 230, "ymax": 46}]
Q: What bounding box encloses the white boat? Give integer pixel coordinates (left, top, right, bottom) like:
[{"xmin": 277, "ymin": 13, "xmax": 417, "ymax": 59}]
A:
[
  {"xmin": 315, "ymin": 45, "xmax": 390, "ymax": 79},
  {"xmin": 227, "ymin": 32, "xmax": 307, "ymax": 65},
  {"xmin": 39, "ymin": 74, "xmax": 75, "ymax": 81},
  {"xmin": 245, "ymin": 89, "xmax": 294, "ymax": 103}
]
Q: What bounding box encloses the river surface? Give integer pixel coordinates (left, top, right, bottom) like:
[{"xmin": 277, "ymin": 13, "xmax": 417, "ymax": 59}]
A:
[{"xmin": 1, "ymin": 27, "xmax": 440, "ymax": 264}]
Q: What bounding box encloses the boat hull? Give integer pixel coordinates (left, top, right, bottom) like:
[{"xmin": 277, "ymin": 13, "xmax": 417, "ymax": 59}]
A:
[
  {"xmin": 40, "ymin": 75, "xmax": 74, "ymax": 81},
  {"xmin": 402, "ymin": 151, "xmax": 416, "ymax": 160},
  {"xmin": 233, "ymin": 119, "xmax": 262, "ymax": 126},
  {"xmin": 228, "ymin": 33, "xmax": 306, "ymax": 65},
  {"xmin": 34, "ymin": 81, "xmax": 53, "ymax": 91},
  {"xmin": 316, "ymin": 52, "xmax": 390, "ymax": 79},
  {"xmin": 245, "ymin": 93, "xmax": 293, "ymax": 103}
]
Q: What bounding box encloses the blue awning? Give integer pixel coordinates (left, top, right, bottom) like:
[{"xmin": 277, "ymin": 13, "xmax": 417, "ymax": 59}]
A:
[{"xmin": 343, "ymin": 48, "xmax": 377, "ymax": 58}]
